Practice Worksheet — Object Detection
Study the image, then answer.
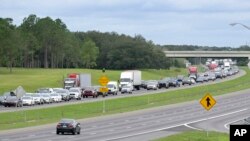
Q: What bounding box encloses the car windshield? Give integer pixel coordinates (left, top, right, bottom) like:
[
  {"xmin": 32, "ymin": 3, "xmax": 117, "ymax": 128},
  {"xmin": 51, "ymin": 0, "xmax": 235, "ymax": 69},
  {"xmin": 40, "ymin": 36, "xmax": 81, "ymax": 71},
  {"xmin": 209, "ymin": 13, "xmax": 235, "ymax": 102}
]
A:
[
  {"xmin": 22, "ymin": 97, "xmax": 32, "ymax": 100},
  {"xmin": 107, "ymin": 84, "xmax": 114, "ymax": 88},
  {"xmin": 42, "ymin": 95, "xmax": 49, "ymax": 97},
  {"xmin": 69, "ymin": 89, "xmax": 78, "ymax": 92},
  {"xmin": 57, "ymin": 90, "xmax": 67, "ymax": 93},
  {"xmin": 65, "ymin": 78, "xmax": 75, "ymax": 81},
  {"xmin": 51, "ymin": 94, "xmax": 58, "ymax": 96},
  {"xmin": 60, "ymin": 119, "xmax": 74, "ymax": 123},
  {"xmin": 120, "ymin": 78, "xmax": 130, "ymax": 82},
  {"xmin": 38, "ymin": 89, "xmax": 50, "ymax": 93},
  {"xmin": 33, "ymin": 95, "xmax": 40, "ymax": 97}
]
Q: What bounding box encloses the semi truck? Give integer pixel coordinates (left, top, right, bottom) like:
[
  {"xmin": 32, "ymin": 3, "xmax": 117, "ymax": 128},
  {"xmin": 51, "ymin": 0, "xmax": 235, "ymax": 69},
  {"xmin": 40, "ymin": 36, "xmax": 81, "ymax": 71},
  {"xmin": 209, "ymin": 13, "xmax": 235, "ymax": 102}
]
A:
[
  {"xmin": 64, "ymin": 73, "xmax": 91, "ymax": 89},
  {"xmin": 188, "ymin": 66, "xmax": 198, "ymax": 80},
  {"xmin": 119, "ymin": 70, "xmax": 141, "ymax": 91}
]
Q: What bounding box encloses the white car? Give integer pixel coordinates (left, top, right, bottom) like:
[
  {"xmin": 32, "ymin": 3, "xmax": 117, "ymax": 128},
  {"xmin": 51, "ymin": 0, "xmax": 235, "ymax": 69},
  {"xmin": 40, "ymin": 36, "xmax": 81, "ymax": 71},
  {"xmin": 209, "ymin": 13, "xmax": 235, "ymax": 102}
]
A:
[
  {"xmin": 121, "ymin": 85, "xmax": 133, "ymax": 94},
  {"xmin": 41, "ymin": 94, "xmax": 53, "ymax": 103},
  {"xmin": 22, "ymin": 96, "xmax": 35, "ymax": 106},
  {"xmin": 69, "ymin": 88, "xmax": 81, "ymax": 100},
  {"xmin": 50, "ymin": 93, "xmax": 62, "ymax": 102},
  {"xmin": 32, "ymin": 94, "xmax": 44, "ymax": 105}
]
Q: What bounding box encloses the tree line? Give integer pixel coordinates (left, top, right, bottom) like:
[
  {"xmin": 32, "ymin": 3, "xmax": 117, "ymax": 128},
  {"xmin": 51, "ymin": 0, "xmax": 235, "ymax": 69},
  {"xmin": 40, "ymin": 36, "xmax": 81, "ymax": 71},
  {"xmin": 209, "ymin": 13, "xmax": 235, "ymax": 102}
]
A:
[{"xmin": 0, "ymin": 15, "xmax": 171, "ymax": 72}]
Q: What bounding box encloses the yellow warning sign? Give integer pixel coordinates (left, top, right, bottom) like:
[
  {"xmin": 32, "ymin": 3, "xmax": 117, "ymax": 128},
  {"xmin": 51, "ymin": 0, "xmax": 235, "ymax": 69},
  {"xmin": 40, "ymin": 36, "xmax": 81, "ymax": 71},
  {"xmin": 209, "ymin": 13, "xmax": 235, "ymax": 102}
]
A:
[
  {"xmin": 98, "ymin": 76, "xmax": 109, "ymax": 86},
  {"xmin": 200, "ymin": 93, "xmax": 216, "ymax": 111},
  {"xmin": 99, "ymin": 87, "xmax": 108, "ymax": 93}
]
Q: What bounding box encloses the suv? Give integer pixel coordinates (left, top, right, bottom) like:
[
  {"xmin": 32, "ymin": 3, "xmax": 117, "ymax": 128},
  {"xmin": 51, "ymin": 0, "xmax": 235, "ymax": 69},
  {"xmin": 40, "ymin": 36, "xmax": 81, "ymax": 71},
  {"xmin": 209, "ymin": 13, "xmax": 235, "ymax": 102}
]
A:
[
  {"xmin": 4, "ymin": 92, "xmax": 23, "ymax": 107},
  {"xmin": 69, "ymin": 87, "xmax": 81, "ymax": 100}
]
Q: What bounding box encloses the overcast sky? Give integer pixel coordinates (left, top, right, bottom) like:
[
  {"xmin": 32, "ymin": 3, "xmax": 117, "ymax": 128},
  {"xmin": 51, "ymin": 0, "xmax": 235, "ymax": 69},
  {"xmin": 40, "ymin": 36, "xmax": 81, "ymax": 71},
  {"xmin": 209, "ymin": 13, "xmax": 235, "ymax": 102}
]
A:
[{"xmin": 1, "ymin": 0, "xmax": 250, "ymax": 47}]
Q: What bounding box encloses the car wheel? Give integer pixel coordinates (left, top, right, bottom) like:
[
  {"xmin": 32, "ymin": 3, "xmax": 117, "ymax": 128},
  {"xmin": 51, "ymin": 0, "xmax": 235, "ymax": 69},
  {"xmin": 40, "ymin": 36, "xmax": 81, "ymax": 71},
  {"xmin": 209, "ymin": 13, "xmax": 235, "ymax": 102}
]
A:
[
  {"xmin": 72, "ymin": 129, "xmax": 76, "ymax": 135},
  {"xmin": 77, "ymin": 130, "xmax": 80, "ymax": 134}
]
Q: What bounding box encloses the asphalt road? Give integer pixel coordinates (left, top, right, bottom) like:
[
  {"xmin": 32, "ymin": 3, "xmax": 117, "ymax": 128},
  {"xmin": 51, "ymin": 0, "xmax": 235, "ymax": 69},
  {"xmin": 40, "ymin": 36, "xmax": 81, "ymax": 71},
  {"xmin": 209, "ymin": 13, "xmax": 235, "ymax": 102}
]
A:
[
  {"xmin": 0, "ymin": 70, "xmax": 245, "ymax": 113},
  {"xmin": 1, "ymin": 86, "xmax": 250, "ymax": 141}
]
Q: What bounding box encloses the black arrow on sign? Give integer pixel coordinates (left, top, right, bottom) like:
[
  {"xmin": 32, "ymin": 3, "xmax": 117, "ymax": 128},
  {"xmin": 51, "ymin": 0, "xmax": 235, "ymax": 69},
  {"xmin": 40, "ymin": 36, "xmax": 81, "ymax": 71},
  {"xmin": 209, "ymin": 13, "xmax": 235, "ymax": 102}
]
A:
[{"xmin": 206, "ymin": 97, "xmax": 211, "ymax": 107}]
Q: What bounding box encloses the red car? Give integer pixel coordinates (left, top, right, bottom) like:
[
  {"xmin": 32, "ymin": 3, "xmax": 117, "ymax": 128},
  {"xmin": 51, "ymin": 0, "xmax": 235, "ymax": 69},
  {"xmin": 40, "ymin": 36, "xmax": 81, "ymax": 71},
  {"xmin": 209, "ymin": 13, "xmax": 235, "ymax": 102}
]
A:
[{"xmin": 81, "ymin": 87, "xmax": 98, "ymax": 98}]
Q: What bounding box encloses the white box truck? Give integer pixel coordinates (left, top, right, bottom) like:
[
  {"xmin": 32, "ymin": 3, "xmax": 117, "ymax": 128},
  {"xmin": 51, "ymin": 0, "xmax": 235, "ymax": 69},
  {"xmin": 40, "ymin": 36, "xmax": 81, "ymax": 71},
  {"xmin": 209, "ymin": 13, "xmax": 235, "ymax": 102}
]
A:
[{"xmin": 119, "ymin": 70, "xmax": 141, "ymax": 91}]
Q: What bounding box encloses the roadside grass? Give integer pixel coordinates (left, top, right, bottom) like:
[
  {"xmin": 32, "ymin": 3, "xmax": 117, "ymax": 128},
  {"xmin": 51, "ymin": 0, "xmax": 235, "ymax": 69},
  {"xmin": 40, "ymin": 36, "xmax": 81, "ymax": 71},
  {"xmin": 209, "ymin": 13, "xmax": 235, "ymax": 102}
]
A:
[
  {"xmin": 0, "ymin": 67, "xmax": 187, "ymax": 94},
  {"xmin": 0, "ymin": 67, "xmax": 249, "ymax": 130},
  {"xmin": 154, "ymin": 131, "xmax": 229, "ymax": 141}
]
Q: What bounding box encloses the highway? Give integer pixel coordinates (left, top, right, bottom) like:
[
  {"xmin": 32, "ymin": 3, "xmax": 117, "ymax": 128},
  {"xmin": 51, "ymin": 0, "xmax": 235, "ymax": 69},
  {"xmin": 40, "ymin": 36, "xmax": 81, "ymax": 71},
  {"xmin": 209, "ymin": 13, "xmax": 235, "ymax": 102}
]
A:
[
  {"xmin": 0, "ymin": 69, "xmax": 245, "ymax": 113},
  {"xmin": 1, "ymin": 86, "xmax": 250, "ymax": 141}
]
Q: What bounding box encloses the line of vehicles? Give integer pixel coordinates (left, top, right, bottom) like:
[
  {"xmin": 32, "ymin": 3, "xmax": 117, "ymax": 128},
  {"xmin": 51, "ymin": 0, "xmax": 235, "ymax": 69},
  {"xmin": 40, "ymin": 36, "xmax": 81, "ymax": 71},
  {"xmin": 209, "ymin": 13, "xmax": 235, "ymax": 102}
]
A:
[{"xmin": 0, "ymin": 61, "xmax": 240, "ymax": 108}]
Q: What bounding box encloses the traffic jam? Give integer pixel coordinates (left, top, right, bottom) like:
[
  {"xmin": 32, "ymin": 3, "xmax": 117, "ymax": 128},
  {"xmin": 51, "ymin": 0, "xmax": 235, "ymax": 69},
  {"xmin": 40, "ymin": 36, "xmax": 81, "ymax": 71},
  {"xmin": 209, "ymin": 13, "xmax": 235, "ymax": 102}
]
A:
[{"xmin": 0, "ymin": 59, "xmax": 240, "ymax": 108}]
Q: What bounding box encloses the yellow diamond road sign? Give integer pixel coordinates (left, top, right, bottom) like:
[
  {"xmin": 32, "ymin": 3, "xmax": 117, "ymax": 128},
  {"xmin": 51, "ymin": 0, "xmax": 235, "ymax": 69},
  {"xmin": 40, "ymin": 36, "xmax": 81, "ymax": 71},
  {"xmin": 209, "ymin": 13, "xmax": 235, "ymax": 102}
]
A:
[
  {"xmin": 99, "ymin": 87, "xmax": 108, "ymax": 93},
  {"xmin": 200, "ymin": 93, "xmax": 216, "ymax": 111},
  {"xmin": 99, "ymin": 76, "xmax": 109, "ymax": 86}
]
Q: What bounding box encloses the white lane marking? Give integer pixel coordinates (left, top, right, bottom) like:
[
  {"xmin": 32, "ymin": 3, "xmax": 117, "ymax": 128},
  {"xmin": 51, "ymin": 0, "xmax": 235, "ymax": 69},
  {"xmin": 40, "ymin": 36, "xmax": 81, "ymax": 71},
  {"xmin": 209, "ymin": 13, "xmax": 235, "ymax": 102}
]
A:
[
  {"xmin": 104, "ymin": 108, "xmax": 248, "ymax": 141},
  {"xmin": 184, "ymin": 124, "xmax": 203, "ymax": 131},
  {"xmin": 126, "ymin": 126, "xmax": 131, "ymax": 129},
  {"xmin": 224, "ymin": 116, "xmax": 250, "ymax": 130},
  {"xmin": 90, "ymin": 132, "xmax": 97, "ymax": 135}
]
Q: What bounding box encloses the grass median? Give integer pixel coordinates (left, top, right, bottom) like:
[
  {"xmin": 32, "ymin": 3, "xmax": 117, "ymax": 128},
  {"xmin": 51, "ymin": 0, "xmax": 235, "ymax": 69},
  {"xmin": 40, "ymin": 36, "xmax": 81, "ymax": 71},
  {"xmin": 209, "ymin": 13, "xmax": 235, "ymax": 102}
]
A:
[
  {"xmin": 0, "ymin": 67, "xmax": 188, "ymax": 94},
  {"xmin": 0, "ymin": 67, "xmax": 250, "ymax": 130},
  {"xmin": 154, "ymin": 131, "xmax": 229, "ymax": 141}
]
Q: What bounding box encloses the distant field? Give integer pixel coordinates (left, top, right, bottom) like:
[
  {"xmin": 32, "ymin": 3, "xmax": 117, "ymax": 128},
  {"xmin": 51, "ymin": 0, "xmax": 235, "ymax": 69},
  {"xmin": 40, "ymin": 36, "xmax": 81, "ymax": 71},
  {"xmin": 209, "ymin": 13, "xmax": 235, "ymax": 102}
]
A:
[
  {"xmin": 154, "ymin": 131, "xmax": 229, "ymax": 141},
  {"xmin": 0, "ymin": 67, "xmax": 188, "ymax": 94}
]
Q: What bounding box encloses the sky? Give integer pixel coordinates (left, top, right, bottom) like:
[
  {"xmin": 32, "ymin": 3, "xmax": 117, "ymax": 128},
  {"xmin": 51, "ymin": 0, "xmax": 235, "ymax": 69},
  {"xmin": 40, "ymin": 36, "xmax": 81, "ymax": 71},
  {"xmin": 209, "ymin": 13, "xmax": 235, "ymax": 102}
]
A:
[{"xmin": 1, "ymin": 0, "xmax": 250, "ymax": 47}]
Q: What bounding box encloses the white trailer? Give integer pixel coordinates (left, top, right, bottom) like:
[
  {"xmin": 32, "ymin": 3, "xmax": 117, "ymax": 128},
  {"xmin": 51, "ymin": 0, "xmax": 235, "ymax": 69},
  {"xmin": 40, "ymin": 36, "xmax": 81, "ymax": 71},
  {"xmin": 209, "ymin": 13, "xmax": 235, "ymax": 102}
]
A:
[{"xmin": 79, "ymin": 73, "xmax": 91, "ymax": 88}]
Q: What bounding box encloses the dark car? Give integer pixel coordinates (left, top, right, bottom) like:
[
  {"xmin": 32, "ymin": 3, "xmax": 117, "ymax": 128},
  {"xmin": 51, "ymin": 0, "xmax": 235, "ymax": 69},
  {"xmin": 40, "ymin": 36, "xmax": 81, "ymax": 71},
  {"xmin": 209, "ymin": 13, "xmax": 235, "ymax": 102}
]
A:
[
  {"xmin": 158, "ymin": 77, "xmax": 170, "ymax": 89},
  {"xmin": 82, "ymin": 87, "xmax": 98, "ymax": 98},
  {"xmin": 169, "ymin": 78, "xmax": 180, "ymax": 87},
  {"xmin": 56, "ymin": 119, "xmax": 81, "ymax": 135}
]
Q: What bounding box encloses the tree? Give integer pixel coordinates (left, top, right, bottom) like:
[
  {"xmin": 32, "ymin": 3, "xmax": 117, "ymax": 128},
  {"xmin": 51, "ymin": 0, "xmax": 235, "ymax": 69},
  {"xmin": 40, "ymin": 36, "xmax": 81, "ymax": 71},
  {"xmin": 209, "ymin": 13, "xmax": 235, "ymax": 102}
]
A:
[
  {"xmin": 0, "ymin": 18, "xmax": 22, "ymax": 72},
  {"xmin": 80, "ymin": 39, "xmax": 99, "ymax": 68}
]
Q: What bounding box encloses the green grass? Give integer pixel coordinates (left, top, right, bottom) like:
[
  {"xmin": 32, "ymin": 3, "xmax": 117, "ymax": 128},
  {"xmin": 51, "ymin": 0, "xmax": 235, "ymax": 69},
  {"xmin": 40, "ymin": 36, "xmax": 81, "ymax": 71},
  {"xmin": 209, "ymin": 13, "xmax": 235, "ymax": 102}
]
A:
[
  {"xmin": 0, "ymin": 68, "xmax": 187, "ymax": 95},
  {"xmin": 154, "ymin": 131, "xmax": 229, "ymax": 141},
  {"xmin": 0, "ymin": 67, "xmax": 249, "ymax": 130},
  {"xmin": 0, "ymin": 67, "xmax": 188, "ymax": 94}
]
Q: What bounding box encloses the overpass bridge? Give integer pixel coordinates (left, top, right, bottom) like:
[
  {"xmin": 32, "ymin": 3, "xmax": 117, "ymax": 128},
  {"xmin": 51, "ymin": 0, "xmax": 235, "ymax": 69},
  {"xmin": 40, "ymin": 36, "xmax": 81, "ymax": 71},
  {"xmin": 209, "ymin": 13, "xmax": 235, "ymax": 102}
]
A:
[{"xmin": 164, "ymin": 51, "xmax": 250, "ymax": 67}]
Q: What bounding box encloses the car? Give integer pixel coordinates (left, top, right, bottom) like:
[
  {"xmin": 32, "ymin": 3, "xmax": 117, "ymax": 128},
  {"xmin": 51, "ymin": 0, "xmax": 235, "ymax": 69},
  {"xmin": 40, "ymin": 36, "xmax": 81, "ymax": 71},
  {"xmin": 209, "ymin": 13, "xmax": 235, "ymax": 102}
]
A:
[
  {"xmin": 50, "ymin": 93, "xmax": 62, "ymax": 102},
  {"xmin": 32, "ymin": 94, "xmax": 44, "ymax": 105},
  {"xmin": 92, "ymin": 85, "xmax": 108, "ymax": 97},
  {"xmin": 40, "ymin": 94, "xmax": 53, "ymax": 104},
  {"xmin": 177, "ymin": 75, "xmax": 184, "ymax": 82},
  {"xmin": 169, "ymin": 78, "xmax": 180, "ymax": 87},
  {"xmin": 56, "ymin": 119, "xmax": 81, "ymax": 135},
  {"xmin": 4, "ymin": 92, "xmax": 23, "ymax": 107},
  {"xmin": 182, "ymin": 77, "xmax": 193, "ymax": 85},
  {"xmin": 69, "ymin": 87, "xmax": 81, "ymax": 100},
  {"xmin": 158, "ymin": 77, "xmax": 170, "ymax": 89},
  {"xmin": 0, "ymin": 92, "xmax": 11, "ymax": 105},
  {"xmin": 107, "ymin": 81, "xmax": 118, "ymax": 95},
  {"xmin": 121, "ymin": 85, "xmax": 133, "ymax": 94},
  {"xmin": 196, "ymin": 76, "xmax": 204, "ymax": 83},
  {"xmin": 208, "ymin": 73, "xmax": 216, "ymax": 81},
  {"xmin": 22, "ymin": 96, "xmax": 35, "ymax": 106},
  {"xmin": 146, "ymin": 81, "xmax": 158, "ymax": 90},
  {"xmin": 55, "ymin": 89, "xmax": 71, "ymax": 101},
  {"xmin": 82, "ymin": 87, "xmax": 98, "ymax": 98}
]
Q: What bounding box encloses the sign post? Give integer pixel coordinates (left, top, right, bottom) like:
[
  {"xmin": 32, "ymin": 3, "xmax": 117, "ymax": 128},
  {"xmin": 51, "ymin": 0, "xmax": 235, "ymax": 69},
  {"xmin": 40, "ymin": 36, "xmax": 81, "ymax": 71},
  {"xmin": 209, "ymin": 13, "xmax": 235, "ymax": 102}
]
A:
[
  {"xmin": 200, "ymin": 93, "xmax": 216, "ymax": 137},
  {"xmin": 99, "ymin": 75, "xmax": 109, "ymax": 113}
]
